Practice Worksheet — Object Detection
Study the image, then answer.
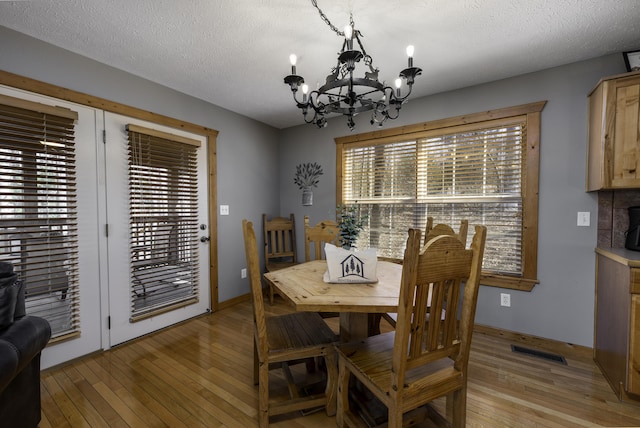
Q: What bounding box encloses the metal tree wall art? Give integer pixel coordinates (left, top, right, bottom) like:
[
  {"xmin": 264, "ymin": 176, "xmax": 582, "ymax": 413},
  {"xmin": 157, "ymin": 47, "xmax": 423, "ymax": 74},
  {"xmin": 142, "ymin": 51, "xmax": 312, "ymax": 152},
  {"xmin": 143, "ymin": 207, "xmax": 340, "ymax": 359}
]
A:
[{"xmin": 294, "ymin": 162, "xmax": 323, "ymax": 206}]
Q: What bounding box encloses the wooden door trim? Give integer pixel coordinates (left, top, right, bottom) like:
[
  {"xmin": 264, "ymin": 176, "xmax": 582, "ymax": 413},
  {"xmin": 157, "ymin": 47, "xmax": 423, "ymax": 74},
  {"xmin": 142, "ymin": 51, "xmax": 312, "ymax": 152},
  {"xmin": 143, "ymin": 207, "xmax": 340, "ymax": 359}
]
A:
[{"xmin": 0, "ymin": 69, "xmax": 220, "ymax": 310}]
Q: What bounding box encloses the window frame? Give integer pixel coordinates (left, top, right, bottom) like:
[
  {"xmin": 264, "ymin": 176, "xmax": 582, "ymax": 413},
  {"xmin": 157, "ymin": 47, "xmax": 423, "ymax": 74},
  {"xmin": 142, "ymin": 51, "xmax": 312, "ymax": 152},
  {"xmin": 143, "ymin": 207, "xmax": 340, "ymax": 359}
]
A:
[{"xmin": 335, "ymin": 101, "xmax": 546, "ymax": 291}]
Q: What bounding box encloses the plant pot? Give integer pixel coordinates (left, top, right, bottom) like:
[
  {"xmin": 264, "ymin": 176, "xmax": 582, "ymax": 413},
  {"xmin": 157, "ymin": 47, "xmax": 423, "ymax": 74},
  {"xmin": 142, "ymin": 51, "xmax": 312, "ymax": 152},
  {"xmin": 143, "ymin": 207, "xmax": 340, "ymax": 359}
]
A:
[{"xmin": 302, "ymin": 188, "xmax": 313, "ymax": 206}]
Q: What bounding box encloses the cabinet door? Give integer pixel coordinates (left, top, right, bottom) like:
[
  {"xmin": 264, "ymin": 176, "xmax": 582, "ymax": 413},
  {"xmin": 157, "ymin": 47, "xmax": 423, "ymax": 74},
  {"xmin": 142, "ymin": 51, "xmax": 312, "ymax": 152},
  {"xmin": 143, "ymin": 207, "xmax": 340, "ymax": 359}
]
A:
[
  {"xmin": 630, "ymin": 294, "xmax": 640, "ymax": 395},
  {"xmin": 594, "ymin": 254, "xmax": 630, "ymax": 398},
  {"xmin": 609, "ymin": 77, "xmax": 640, "ymax": 188}
]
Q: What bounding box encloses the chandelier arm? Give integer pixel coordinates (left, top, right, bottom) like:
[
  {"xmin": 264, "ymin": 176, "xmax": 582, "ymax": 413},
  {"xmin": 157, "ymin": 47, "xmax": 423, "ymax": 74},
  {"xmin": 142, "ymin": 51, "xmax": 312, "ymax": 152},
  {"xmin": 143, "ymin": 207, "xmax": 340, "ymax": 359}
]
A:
[
  {"xmin": 391, "ymin": 79, "xmax": 419, "ymax": 105},
  {"xmin": 307, "ymin": 91, "xmax": 329, "ymax": 115},
  {"xmin": 302, "ymin": 109, "xmax": 318, "ymax": 124},
  {"xmin": 291, "ymin": 90, "xmax": 306, "ymax": 106},
  {"xmin": 370, "ymin": 110, "xmax": 388, "ymax": 126},
  {"xmin": 378, "ymin": 86, "xmax": 401, "ymax": 119},
  {"xmin": 385, "ymin": 106, "xmax": 401, "ymax": 120}
]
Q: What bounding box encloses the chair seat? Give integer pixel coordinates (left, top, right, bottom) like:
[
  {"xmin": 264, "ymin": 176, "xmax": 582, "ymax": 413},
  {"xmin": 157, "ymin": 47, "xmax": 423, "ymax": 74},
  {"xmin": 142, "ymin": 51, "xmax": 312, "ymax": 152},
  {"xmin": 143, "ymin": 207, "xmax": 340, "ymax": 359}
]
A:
[
  {"xmin": 337, "ymin": 332, "xmax": 463, "ymax": 406},
  {"xmin": 265, "ymin": 261, "xmax": 297, "ymax": 272},
  {"xmin": 267, "ymin": 312, "xmax": 338, "ymax": 357}
]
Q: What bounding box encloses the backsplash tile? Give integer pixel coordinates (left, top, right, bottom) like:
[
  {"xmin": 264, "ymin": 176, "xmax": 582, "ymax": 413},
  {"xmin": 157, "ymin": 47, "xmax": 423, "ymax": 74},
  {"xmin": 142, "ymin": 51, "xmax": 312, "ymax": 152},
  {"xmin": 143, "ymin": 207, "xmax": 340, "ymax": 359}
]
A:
[{"xmin": 598, "ymin": 190, "xmax": 640, "ymax": 248}]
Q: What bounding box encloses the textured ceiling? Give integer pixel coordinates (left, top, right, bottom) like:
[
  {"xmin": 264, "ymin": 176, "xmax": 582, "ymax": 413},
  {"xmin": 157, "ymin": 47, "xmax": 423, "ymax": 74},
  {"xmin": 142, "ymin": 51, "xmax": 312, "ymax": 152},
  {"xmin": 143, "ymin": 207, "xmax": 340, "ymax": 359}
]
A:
[{"xmin": 0, "ymin": 0, "xmax": 639, "ymax": 129}]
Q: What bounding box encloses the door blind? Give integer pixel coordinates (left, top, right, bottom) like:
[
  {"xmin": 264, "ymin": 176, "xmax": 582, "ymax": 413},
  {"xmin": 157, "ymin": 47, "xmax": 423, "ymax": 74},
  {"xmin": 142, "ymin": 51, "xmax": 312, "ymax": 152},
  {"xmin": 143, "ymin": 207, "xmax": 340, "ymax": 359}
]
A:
[
  {"xmin": 127, "ymin": 124, "xmax": 200, "ymax": 321},
  {"xmin": 0, "ymin": 94, "xmax": 80, "ymax": 340}
]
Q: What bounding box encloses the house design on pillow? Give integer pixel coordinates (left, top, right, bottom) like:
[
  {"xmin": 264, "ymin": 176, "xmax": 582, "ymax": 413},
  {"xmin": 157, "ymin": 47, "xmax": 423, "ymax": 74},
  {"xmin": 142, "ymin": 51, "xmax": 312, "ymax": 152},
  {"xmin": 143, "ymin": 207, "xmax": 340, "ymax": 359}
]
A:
[{"xmin": 340, "ymin": 253, "xmax": 366, "ymax": 279}]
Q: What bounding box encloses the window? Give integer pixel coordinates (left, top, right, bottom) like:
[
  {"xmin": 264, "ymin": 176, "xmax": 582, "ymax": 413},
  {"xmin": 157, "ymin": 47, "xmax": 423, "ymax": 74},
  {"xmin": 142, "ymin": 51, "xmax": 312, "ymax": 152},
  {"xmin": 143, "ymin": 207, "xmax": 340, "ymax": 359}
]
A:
[
  {"xmin": 336, "ymin": 102, "xmax": 545, "ymax": 290},
  {"xmin": 0, "ymin": 94, "xmax": 80, "ymax": 339},
  {"xmin": 127, "ymin": 124, "xmax": 201, "ymax": 320}
]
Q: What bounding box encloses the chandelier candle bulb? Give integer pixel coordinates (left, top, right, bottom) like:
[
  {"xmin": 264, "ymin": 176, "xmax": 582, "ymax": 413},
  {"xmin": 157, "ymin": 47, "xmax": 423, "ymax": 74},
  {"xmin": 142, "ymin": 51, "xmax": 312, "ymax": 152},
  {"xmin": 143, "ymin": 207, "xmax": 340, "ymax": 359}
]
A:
[
  {"xmin": 344, "ymin": 25, "xmax": 353, "ymax": 50},
  {"xmin": 395, "ymin": 78, "xmax": 402, "ymax": 97},
  {"xmin": 302, "ymin": 84, "xmax": 309, "ymax": 103},
  {"xmin": 406, "ymin": 45, "xmax": 414, "ymax": 68},
  {"xmin": 289, "ymin": 54, "xmax": 297, "ymax": 75}
]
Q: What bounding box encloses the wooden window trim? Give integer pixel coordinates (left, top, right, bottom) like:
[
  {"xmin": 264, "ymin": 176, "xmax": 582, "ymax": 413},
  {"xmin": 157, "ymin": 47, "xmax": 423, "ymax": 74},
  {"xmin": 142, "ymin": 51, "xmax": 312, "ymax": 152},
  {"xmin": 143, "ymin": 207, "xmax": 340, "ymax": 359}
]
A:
[
  {"xmin": 126, "ymin": 123, "xmax": 201, "ymax": 147},
  {"xmin": 336, "ymin": 101, "xmax": 546, "ymax": 291}
]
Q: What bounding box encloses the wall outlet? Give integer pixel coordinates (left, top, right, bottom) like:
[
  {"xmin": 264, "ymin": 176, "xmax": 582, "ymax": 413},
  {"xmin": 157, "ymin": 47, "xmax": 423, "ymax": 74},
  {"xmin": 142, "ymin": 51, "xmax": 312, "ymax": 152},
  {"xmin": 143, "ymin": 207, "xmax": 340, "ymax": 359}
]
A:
[
  {"xmin": 241, "ymin": 268, "xmax": 247, "ymax": 279},
  {"xmin": 500, "ymin": 293, "xmax": 511, "ymax": 307},
  {"xmin": 220, "ymin": 205, "xmax": 229, "ymax": 216}
]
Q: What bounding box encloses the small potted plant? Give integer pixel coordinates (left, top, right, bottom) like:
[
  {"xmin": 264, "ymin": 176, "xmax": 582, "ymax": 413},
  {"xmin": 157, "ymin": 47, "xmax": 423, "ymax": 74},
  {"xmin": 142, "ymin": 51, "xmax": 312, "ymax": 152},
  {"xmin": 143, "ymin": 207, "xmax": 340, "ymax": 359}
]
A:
[
  {"xmin": 336, "ymin": 204, "xmax": 368, "ymax": 250},
  {"xmin": 294, "ymin": 162, "xmax": 323, "ymax": 206}
]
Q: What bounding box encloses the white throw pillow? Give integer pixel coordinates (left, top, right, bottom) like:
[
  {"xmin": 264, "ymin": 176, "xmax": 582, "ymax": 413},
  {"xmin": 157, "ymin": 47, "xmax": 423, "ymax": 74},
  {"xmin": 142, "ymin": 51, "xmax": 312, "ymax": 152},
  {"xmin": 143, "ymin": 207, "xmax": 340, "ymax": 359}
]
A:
[{"xmin": 323, "ymin": 243, "xmax": 378, "ymax": 283}]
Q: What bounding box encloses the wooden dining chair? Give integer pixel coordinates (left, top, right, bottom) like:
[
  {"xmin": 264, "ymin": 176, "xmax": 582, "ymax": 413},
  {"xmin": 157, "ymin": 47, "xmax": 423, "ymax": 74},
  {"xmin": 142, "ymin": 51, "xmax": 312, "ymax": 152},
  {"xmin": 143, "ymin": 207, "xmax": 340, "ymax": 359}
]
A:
[
  {"xmin": 379, "ymin": 217, "xmax": 470, "ymax": 330},
  {"xmin": 263, "ymin": 213, "xmax": 298, "ymax": 304},
  {"xmin": 304, "ymin": 215, "xmax": 340, "ymax": 261},
  {"xmin": 336, "ymin": 225, "xmax": 487, "ymax": 428},
  {"xmin": 242, "ymin": 219, "xmax": 338, "ymax": 427},
  {"xmin": 304, "ymin": 216, "xmax": 341, "ymax": 320}
]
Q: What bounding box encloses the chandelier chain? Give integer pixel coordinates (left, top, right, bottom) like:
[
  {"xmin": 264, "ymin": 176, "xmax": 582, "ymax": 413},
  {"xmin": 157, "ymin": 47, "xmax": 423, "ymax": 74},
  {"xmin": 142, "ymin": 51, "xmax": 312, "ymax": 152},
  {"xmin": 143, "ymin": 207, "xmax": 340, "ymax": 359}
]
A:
[
  {"xmin": 310, "ymin": 1, "xmax": 367, "ymax": 62},
  {"xmin": 310, "ymin": 0, "xmax": 346, "ymax": 37}
]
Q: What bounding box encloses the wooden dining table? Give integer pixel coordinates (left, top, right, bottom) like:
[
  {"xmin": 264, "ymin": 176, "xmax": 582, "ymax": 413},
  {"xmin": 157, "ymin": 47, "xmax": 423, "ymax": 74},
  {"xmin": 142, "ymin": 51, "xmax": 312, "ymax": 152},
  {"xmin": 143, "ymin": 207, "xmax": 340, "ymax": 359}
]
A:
[{"xmin": 263, "ymin": 259, "xmax": 403, "ymax": 341}]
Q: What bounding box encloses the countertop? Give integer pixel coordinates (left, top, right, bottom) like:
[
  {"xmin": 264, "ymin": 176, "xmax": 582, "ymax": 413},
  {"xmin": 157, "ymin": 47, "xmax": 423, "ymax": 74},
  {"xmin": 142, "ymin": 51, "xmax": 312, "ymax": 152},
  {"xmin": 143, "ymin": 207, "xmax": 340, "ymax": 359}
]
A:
[{"xmin": 596, "ymin": 247, "xmax": 640, "ymax": 267}]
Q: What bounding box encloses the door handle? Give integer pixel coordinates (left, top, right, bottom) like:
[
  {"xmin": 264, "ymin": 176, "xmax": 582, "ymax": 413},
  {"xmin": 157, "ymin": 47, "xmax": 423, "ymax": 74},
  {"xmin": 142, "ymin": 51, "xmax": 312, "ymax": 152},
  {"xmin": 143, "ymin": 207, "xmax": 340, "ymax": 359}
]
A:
[{"xmin": 200, "ymin": 236, "xmax": 210, "ymax": 243}]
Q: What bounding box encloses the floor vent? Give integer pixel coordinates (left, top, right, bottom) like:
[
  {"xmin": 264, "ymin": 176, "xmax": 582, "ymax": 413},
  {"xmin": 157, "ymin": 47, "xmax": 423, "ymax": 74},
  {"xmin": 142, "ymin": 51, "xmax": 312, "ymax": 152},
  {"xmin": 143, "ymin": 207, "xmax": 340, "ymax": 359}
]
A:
[{"xmin": 511, "ymin": 345, "xmax": 567, "ymax": 365}]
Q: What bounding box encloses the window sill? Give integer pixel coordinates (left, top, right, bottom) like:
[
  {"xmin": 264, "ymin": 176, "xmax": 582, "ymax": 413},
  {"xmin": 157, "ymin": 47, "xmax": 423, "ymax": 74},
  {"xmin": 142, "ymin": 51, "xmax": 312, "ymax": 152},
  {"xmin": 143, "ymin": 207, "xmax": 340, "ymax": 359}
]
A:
[{"xmin": 480, "ymin": 272, "xmax": 538, "ymax": 291}]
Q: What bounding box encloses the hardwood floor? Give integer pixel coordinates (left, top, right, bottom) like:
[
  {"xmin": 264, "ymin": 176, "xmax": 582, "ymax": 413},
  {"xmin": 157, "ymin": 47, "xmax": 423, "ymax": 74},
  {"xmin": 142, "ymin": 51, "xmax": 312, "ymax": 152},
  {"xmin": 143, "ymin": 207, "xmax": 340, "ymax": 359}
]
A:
[{"xmin": 40, "ymin": 298, "xmax": 640, "ymax": 427}]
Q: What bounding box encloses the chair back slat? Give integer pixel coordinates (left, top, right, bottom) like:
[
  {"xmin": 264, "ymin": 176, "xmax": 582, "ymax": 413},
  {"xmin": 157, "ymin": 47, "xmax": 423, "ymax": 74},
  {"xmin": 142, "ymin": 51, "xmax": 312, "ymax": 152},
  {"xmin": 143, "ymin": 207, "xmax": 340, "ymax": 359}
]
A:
[
  {"xmin": 304, "ymin": 216, "xmax": 340, "ymax": 261},
  {"xmin": 443, "ymin": 279, "xmax": 461, "ymax": 345},
  {"xmin": 263, "ymin": 213, "xmax": 297, "ymax": 262},
  {"xmin": 394, "ymin": 225, "xmax": 486, "ymax": 389}
]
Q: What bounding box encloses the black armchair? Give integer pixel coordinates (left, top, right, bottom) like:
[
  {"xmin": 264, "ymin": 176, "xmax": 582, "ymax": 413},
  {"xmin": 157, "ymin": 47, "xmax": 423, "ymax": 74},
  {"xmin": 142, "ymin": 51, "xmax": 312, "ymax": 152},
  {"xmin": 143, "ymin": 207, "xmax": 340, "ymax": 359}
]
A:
[{"xmin": 0, "ymin": 262, "xmax": 51, "ymax": 428}]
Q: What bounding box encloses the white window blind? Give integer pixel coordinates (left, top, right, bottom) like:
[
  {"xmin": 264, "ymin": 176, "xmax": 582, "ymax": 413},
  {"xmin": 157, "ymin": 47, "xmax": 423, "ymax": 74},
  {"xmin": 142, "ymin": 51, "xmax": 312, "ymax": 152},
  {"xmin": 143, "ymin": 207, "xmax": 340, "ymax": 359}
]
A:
[
  {"xmin": 418, "ymin": 121, "xmax": 525, "ymax": 274},
  {"xmin": 0, "ymin": 94, "xmax": 80, "ymax": 340},
  {"xmin": 343, "ymin": 118, "xmax": 527, "ymax": 277},
  {"xmin": 127, "ymin": 124, "xmax": 200, "ymax": 321}
]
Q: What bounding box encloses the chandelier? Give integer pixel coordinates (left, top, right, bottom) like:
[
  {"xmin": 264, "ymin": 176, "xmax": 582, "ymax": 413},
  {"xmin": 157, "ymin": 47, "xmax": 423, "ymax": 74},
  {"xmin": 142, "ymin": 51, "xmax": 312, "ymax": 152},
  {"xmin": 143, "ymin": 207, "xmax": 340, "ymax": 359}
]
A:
[{"xmin": 284, "ymin": 2, "xmax": 422, "ymax": 130}]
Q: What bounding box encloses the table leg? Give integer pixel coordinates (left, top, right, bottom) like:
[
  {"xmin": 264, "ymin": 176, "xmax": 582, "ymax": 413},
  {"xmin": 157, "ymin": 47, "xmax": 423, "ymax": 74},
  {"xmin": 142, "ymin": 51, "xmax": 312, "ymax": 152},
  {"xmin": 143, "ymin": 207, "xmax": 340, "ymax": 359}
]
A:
[{"xmin": 340, "ymin": 312, "xmax": 369, "ymax": 342}]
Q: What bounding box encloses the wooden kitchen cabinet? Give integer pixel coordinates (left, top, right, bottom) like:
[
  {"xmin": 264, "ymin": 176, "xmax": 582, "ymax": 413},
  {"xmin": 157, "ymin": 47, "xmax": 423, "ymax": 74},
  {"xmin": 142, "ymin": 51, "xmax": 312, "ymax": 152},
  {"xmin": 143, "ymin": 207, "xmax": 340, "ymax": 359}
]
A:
[
  {"xmin": 594, "ymin": 247, "xmax": 640, "ymax": 401},
  {"xmin": 587, "ymin": 71, "xmax": 640, "ymax": 191}
]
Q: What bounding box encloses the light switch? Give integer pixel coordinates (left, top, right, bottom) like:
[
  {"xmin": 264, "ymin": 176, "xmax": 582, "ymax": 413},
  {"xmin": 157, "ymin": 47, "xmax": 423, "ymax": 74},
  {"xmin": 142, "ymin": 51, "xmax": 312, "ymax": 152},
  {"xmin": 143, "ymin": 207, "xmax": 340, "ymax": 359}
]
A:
[
  {"xmin": 220, "ymin": 205, "xmax": 229, "ymax": 216},
  {"xmin": 577, "ymin": 211, "xmax": 590, "ymax": 227}
]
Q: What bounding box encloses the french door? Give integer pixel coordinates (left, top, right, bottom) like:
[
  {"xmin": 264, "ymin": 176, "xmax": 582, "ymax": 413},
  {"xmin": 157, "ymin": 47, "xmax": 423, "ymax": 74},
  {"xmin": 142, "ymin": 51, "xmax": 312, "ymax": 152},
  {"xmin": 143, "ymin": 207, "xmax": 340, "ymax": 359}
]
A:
[
  {"xmin": 0, "ymin": 85, "xmax": 212, "ymax": 365},
  {"xmin": 0, "ymin": 85, "xmax": 104, "ymax": 369},
  {"xmin": 104, "ymin": 112, "xmax": 210, "ymax": 346}
]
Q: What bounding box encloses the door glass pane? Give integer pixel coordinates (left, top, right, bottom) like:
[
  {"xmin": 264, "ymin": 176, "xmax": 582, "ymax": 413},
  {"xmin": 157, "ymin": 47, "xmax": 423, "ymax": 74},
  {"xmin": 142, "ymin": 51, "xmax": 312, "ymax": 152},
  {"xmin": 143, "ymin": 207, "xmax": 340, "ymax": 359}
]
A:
[
  {"xmin": 0, "ymin": 102, "xmax": 80, "ymax": 338},
  {"xmin": 128, "ymin": 129, "xmax": 200, "ymax": 320}
]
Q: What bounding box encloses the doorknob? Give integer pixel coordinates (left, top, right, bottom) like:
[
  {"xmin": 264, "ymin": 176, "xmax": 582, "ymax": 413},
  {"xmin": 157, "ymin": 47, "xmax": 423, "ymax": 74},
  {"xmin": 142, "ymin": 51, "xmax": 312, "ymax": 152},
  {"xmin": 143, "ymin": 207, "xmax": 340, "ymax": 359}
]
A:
[{"xmin": 200, "ymin": 236, "xmax": 210, "ymax": 243}]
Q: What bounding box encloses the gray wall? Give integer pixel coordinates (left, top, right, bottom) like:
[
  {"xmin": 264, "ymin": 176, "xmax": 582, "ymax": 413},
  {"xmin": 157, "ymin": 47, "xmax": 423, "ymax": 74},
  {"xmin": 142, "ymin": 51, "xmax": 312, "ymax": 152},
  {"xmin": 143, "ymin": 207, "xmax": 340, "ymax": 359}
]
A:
[
  {"xmin": 0, "ymin": 24, "xmax": 629, "ymax": 347},
  {"xmin": 0, "ymin": 26, "xmax": 280, "ymax": 303},
  {"xmin": 279, "ymin": 54, "xmax": 627, "ymax": 347}
]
